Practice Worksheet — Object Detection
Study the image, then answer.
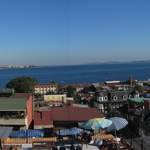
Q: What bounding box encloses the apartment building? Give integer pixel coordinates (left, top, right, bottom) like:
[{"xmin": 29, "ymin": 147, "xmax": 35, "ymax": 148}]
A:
[
  {"xmin": 94, "ymin": 88, "xmax": 133, "ymax": 114},
  {"xmin": 34, "ymin": 83, "xmax": 58, "ymax": 94}
]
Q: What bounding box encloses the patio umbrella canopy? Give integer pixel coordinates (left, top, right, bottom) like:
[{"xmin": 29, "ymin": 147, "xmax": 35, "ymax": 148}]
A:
[
  {"xmin": 107, "ymin": 117, "xmax": 128, "ymax": 132},
  {"xmin": 55, "ymin": 127, "xmax": 83, "ymax": 136},
  {"xmin": 80, "ymin": 118, "xmax": 112, "ymax": 130}
]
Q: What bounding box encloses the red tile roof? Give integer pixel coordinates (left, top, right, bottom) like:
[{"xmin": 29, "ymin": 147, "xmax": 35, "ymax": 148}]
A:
[
  {"xmin": 34, "ymin": 83, "xmax": 57, "ymax": 88},
  {"xmin": 34, "ymin": 111, "xmax": 53, "ymax": 126},
  {"xmin": 63, "ymin": 83, "xmax": 92, "ymax": 89},
  {"xmin": 34, "ymin": 106, "xmax": 104, "ymax": 126},
  {"xmin": 51, "ymin": 106, "xmax": 103, "ymax": 121}
]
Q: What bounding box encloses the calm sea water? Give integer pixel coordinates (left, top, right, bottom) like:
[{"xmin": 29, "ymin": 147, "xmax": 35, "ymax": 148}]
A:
[{"xmin": 0, "ymin": 63, "xmax": 150, "ymax": 89}]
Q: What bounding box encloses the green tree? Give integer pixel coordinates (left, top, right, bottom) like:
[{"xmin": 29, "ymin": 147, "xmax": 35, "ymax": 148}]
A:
[
  {"xmin": 67, "ymin": 86, "xmax": 76, "ymax": 97},
  {"xmin": 134, "ymin": 85, "xmax": 143, "ymax": 93},
  {"xmin": 6, "ymin": 76, "xmax": 38, "ymax": 93},
  {"xmin": 107, "ymin": 108, "xmax": 121, "ymax": 117},
  {"xmin": 34, "ymin": 93, "xmax": 42, "ymax": 98},
  {"xmin": 82, "ymin": 85, "xmax": 96, "ymax": 93}
]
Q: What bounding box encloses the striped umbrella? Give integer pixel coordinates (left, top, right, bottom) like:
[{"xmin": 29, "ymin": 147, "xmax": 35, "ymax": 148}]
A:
[
  {"xmin": 80, "ymin": 118, "xmax": 112, "ymax": 130},
  {"xmin": 107, "ymin": 117, "xmax": 128, "ymax": 132}
]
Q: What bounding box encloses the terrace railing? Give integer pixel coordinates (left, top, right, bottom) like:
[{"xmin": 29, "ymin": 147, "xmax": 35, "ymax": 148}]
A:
[{"xmin": 0, "ymin": 118, "xmax": 25, "ymax": 125}]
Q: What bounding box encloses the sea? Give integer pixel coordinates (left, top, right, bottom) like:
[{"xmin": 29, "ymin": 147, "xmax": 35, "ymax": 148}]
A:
[{"xmin": 0, "ymin": 62, "xmax": 150, "ymax": 89}]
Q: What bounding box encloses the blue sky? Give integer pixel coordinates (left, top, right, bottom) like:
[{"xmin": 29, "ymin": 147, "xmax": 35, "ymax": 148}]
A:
[{"xmin": 0, "ymin": 0, "xmax": 150, "ymax": 65}]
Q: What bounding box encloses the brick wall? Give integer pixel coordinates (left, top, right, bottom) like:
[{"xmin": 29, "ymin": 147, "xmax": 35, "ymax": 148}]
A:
[{"xmin": 27, "ymin": 95, "xmax": 33, "ymax": 128}]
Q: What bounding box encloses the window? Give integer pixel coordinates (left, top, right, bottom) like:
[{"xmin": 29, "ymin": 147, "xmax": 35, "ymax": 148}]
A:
[{"xmin": 113, "ymin": 96, "xmax": 118, "ymax": 101}]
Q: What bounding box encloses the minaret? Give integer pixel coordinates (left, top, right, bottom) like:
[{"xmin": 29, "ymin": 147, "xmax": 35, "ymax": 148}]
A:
[{"xmin": 129, "ymin": 76, "xmax": 133, "ymax": 86}]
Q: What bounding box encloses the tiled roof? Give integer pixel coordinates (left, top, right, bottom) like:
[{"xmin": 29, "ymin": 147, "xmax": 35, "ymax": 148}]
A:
[
  {"xmin": 34, "ymin": 106, "xmax": 104, "ymax": 126},
  {"xmin": 34, "ymin": 111, "xmax": 53, "ymax": 126},
  {"xmin": 51, "ymin": 106, "xmax": 103, "ymax": 121},
  {"xmin": 35, "ymin": 83, "xmax": 57, "ymax": 88},
  {"xmin": 63, "ymin": 84, "xmax": 92, "ymax": 89}
]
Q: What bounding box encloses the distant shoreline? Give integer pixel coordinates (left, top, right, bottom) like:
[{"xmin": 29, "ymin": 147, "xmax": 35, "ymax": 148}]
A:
[
  {"xmin": 1, "ymin": 60, "xmax": 150, "ymax": 69},
  {"xmin": 0, "ymin": 61, "xmax": 150, "ymax": 89},
  {"xmin": 0, "ymin": 65, "xmax": 40, "ymax": 69}
]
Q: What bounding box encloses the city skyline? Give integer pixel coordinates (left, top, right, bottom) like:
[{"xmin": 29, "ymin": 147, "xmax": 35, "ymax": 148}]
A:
[{"xmin": 0, "ymin": 0, "xmax": 150, "ymax": 65}]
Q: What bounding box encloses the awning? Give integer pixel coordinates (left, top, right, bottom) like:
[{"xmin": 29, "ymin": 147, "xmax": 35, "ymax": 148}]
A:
[
  {"xmin": 128, "ymin": 98, "xmax": 144, "ymax": 103},
  {"xmin": 34, "ymin": 125, "xmax": 53, "ymax": 129},
  {"xmin": 0, "ymin": 127, "xmax": 13, "ymax": 138},
  {"xmin": 55, "ymin": 127, "xmax": 83, "ymax": 136}
]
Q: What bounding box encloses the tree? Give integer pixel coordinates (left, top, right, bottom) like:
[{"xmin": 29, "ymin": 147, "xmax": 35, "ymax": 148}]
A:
[
  {"xmin": 107, "ymin": 108, "xmax": 121, "ymax": 117},
  {"xmin": 82, "ymin": 85, "xmax": 96, "ymax": 93},
  {"xmin": 134, "ymin": 85, "xmax": 143, "ymax": 93},
  {"xmin": 6, "ymin": 76, "xmax": 38, "ymax": 93},
  {"xmin": 34, "ymin": 93, "xmax": 42, "ymax": 98},
  {"xmin": 67, "ymin": 86, "xmax": 76, "ymax": 97}
]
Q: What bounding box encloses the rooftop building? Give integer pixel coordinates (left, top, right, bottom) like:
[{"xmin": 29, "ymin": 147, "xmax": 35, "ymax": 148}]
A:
[
  {"xmin": 0, "ymin": 94, "xmax": 33, "ymax": 130},
  {"xmin": 34, "ymin": 106, "xmax": 104, "ymax": 129}
]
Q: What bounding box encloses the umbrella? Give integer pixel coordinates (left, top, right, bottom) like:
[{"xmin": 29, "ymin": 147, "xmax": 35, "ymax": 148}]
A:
[
  {"xmin": 55, "ymin": 127, "xmax": 83, "ymax": 136},
  {"xmin": 107, "ymin": 117, "xmax": 128, "ymax": 132},
  {"xmin": 80, "ymin": 118, "xmax": 112, "ymax": 130}
]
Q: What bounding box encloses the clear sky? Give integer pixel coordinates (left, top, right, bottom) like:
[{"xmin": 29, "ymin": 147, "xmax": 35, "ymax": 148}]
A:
[{"xmin": 0, "ymin": 0, "xmax": 150, "ymax": 65}]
